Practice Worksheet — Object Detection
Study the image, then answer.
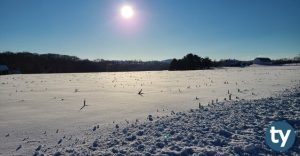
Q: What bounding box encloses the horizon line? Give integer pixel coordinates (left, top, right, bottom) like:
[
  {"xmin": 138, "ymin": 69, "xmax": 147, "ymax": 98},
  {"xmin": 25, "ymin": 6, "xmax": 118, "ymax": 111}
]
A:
[{"xmin": 0, "ymin": 50, "xmax": 299, "ymax": 62}]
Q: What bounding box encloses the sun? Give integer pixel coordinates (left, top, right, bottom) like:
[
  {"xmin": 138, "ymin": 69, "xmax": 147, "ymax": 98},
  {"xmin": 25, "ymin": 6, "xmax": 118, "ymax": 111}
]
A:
[{"xmin": 121, "ymin": 5, "xmax": 134, "ymax": 19}]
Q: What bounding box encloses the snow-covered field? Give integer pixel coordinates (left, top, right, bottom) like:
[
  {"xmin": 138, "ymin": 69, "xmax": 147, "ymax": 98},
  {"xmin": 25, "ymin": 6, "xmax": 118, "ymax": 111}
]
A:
[
  {"xmin": 42, "ymin": 85, "xmax": 299, "ymax": 156},
  {"xmin": 0, "ymin": 65, "xmax": 299, "ymax": 155}
]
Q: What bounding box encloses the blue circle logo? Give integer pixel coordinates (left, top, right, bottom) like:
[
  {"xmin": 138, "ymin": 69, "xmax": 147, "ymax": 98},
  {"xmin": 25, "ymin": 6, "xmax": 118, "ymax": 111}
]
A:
[{"xmin": 265, "ymin": 121, "xmax": 296, "ymax": 152}]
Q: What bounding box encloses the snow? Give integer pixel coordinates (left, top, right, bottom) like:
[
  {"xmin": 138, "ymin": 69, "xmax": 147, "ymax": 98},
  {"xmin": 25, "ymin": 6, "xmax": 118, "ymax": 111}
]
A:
[{"xmin": 0, "ymin": 65, "xmax": 299, "ymax": 155}]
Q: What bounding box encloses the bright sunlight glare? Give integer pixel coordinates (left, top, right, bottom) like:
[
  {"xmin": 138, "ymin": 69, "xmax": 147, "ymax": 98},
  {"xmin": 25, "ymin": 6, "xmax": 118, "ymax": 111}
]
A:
[{"xmin": 121, "ymin": 5, "xmax": 134, "ymax": 19}]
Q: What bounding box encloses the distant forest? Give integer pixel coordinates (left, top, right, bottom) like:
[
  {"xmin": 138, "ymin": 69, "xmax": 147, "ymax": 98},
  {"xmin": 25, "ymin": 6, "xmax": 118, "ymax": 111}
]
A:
[
  {"xmin": 0, "ymin": 52, "xmax": 299, "ymax": 74},
  {"xmin": 0, "ymin": 52, "xmax": 169, "ymax": 74},
  {"xmin": 169, "ymin": 53, "xmax": 213, "ymax": 70}
]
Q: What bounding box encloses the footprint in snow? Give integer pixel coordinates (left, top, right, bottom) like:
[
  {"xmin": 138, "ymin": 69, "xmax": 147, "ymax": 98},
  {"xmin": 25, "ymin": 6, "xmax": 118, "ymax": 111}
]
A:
[
  {"xmin": 36, "ymin": 145, "xmax": 42, "ymax": 151},
  {"xmin": 58, "ymin": 139, "xmax": 63, "ymax": 144},
  {"xmin": 16, "ymin": 145, "xmax": 22, "ymax": 151}
]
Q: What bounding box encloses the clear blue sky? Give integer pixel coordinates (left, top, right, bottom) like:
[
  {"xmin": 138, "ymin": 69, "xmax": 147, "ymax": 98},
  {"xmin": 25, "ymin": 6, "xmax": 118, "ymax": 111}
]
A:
[{"xmin": 0, "ymin": 0, "xmax": 300, "ymax": 61}]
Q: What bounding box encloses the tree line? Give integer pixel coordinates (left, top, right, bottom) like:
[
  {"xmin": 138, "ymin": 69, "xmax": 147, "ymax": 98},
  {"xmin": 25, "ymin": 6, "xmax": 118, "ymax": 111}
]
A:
[
  {"xmin": 1, "ymin": 52, "xmax": 299, "ymax": 74},
  {"xmin": 169, "ymin": 53, "xmax": 213, "ymax": 70},
  {"xmin": 272, "ymin": 56, "xmax": 300, "ymax": 65},
  {"xmin": 0, "ymin": 52, "xmax": 169, "ymax": 74}
]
